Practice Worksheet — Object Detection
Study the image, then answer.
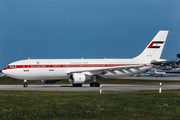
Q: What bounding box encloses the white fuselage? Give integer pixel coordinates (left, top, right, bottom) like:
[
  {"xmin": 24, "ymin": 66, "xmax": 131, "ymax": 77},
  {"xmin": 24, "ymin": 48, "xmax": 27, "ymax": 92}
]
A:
[
  {"xmin": 2, "ymin": 59, "xmax": 152, "ymax": 80},
  {"xmin": 2, "ymin": 30, "xmax": 169, "ymax": 85}
]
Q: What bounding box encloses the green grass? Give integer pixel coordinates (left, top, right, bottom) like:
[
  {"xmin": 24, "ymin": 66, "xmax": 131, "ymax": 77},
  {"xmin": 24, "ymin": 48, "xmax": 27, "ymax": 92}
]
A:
[{"xmin": 0, "ymin": 91, "xmax": 180, "ymax": 119}]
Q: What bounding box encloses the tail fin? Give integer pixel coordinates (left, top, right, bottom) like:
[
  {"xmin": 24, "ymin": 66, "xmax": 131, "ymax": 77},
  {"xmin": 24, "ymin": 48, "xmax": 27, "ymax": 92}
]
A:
[{"xmin": 133, "ymin": 30, "xmax": 169, "ymax": 60}]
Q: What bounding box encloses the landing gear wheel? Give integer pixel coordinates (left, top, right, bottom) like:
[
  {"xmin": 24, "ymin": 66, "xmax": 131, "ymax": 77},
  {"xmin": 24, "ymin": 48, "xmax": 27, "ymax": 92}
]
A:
[
  {"xmin": 23, "ymin": 84, "xmax": 28, "ymax": 87},
  {"xmin": 73, "ymin": 84, "xmax": 82, "ymax": 87},
  {"xmin": 23, "ymin": 79, "xmax": 28, "ymax": 87},
  {"xmin": 90, "ymin": 82, "xmax": 100, "ymax": 87}
]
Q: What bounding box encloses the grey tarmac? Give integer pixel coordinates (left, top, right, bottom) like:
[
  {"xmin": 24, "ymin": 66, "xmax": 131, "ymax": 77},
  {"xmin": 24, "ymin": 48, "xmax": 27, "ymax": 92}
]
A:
[{"xmin": 0, "ymin": 84, "xmax": 179, "ymax": 92}]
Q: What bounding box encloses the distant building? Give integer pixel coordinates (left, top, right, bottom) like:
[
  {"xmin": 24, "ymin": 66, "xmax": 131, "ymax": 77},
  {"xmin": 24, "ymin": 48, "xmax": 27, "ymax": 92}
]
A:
[{"xmin": 177, "ymin": 54, "xmax": 180, "ymax": 67}]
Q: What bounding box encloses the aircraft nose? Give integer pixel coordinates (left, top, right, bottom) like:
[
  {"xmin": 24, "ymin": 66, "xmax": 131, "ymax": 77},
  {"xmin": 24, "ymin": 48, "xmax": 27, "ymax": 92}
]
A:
[
  {"xmin": 2, "ymin": 68, "xmax": 9, "ymax": 76},
  {"xmin": 2, "ymin": 69, "xmax": 6, "ymax": 75}
]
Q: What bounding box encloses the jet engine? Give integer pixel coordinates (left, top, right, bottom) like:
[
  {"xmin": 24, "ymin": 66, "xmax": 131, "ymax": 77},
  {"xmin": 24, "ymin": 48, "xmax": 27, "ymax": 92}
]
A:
[{"xmin": 69, "ymin": 73, "xmax": 91, "ymax": 84}]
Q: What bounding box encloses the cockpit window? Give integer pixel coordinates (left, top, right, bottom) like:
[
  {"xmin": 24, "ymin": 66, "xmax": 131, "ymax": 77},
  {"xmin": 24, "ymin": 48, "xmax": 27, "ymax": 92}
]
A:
[{"xmin": 8, "ymin": 65, "xmax": 16, "ymax": 68}]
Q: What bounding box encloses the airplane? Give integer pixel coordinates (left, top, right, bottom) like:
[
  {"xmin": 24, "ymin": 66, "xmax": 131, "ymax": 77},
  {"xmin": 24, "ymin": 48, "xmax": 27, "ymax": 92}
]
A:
[
  {"xmin": 147, "ymin": 68, "xmax": 167, "ymax": 77},
  {"xmin": 2, "ymin": 30, "xmax": 170, "ymax": 87}
]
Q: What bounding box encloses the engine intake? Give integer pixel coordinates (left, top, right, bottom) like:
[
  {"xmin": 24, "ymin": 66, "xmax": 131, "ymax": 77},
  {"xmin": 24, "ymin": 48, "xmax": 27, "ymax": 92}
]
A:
[{"xmin": 69, "ymin": 73, "xmax": 91, "ymax": 84}]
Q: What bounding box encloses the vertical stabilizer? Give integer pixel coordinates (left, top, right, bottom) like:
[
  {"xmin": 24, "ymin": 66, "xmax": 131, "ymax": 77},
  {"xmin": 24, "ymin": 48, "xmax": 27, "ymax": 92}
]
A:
[{"xmin": 133, "ymin": 30, "xmax": 168, "ymax": 60}]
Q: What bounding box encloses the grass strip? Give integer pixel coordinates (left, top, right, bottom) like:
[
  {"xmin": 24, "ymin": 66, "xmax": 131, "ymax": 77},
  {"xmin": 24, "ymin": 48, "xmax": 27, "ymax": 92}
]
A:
[{"xmin": 0, "ymin": 90, "xmax": 180, "ymax": 119}]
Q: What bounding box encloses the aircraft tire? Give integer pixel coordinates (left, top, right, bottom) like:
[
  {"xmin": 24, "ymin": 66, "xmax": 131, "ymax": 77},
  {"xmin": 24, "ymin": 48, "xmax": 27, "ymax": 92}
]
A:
[
  {"xmin": 23, "ymin": 84, "xmax": 28, "ymax": 87},
  {"xmin": 90, "ymin": 82, "xmax": 100, "ymax": 87},
  {"xmin": 73, "ymin": 84, "xmax": 82, "ymax": 87}
]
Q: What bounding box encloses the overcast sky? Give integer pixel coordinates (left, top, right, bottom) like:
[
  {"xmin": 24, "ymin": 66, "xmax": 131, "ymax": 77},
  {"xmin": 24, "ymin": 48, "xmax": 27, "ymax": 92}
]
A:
[{"xmin": 1, "ymin": 0, "xmax": 180, "ymax": 69}]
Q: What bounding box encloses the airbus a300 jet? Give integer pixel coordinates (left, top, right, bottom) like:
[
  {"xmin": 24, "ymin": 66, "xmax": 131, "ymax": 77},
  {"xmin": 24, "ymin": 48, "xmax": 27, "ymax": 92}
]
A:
[{"xmin": 2, "ymin": 31, "xmax": 170, "ymax": 87}]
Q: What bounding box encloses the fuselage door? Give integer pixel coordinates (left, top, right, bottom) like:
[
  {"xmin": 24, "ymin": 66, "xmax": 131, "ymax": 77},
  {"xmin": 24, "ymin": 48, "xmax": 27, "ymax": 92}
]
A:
[
  {"xmin": 23, "ymin": 62, "xmax": 29, "ymax": 72},
  {"xmin": 49, "ymin": 62, "xmax": 54, "ymax": 71}
]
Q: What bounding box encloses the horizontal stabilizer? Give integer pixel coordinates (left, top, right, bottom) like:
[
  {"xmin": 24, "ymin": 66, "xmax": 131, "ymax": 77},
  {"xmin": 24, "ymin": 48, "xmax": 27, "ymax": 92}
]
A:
[{"xmin": 151, "ymin": 59, "xmax": 180, "ymax": 65}]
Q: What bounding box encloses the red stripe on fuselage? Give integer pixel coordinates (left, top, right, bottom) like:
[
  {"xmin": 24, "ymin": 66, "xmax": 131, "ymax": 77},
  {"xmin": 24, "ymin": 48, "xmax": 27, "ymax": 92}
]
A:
[{"xmin": 3, "ymin": 64, "xmax": 141, "ymax": 70}]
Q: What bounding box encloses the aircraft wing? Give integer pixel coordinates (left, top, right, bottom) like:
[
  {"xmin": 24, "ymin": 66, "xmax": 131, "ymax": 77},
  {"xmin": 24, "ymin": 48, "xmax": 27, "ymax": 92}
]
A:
[{"xmin": 66, "ymin": 64, "xmax": 145, "ymax": 78}]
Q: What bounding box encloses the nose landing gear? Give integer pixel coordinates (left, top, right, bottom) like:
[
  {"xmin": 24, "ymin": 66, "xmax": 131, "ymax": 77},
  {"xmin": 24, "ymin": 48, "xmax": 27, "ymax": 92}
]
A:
[{"xmin": 23, "ymin": 79, "xmax": 28, "ymax": 87}]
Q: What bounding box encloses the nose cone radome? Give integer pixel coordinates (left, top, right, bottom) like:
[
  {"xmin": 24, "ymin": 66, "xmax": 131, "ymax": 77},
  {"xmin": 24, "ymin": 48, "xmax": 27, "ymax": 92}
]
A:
[
  {"xmin": 2, "ymin": 69, "xmax": 7, "ymax": 75},
  {"xmin": 2, "ymin": 68, "xmax": 10, "ymax": 76}
]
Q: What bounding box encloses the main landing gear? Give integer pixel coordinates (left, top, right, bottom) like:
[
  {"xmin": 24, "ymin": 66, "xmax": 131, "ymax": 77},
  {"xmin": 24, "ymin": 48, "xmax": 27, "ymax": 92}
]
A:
[
  {"xmin": 23, "ymin": 79, "xmax": 28, "ymax": 87},
  {"xmin": 73, "ymin": 84, "xmax": 82, "ymax": 87},
  {"xmin": 71, "ymin": 76, "xmax": 100, "ymax": 87},
  {"xmin": 90, "ymin": 76, "xmax": 100, "ymax": 87}
]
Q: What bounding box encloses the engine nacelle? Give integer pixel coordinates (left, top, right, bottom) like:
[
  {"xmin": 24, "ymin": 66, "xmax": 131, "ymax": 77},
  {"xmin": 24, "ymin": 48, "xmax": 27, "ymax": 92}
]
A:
[{"xmin": 69, "ymin": 73, "xmax": 91, "ymax": 84}]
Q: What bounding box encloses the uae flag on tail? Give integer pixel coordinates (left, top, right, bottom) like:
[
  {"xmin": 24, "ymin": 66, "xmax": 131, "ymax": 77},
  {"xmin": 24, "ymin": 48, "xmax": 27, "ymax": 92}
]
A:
[{"xmin": 148, "ymin": 41, "xmax": 164, "ymax": 48}]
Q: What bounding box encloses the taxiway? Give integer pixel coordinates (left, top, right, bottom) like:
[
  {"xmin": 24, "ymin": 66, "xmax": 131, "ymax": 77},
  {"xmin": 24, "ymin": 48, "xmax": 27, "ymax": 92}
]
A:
[{"xmin": 0, "ymin": 84, "xmax": 179, "ymax": 92}]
